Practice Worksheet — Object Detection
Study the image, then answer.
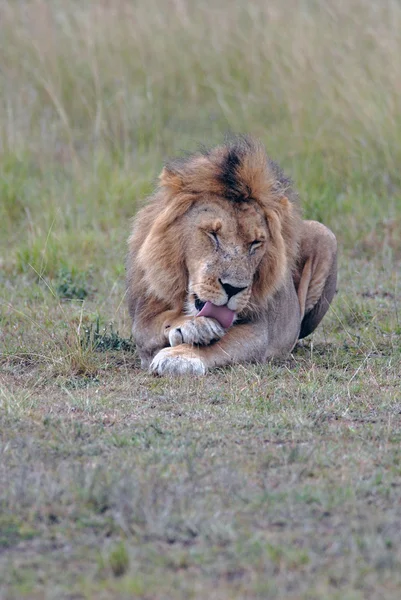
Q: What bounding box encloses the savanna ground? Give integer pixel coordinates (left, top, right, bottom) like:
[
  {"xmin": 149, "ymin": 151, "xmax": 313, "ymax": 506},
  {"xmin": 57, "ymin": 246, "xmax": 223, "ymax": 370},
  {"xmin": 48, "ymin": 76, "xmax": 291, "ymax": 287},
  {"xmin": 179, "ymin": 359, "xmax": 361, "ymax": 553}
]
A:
[{"xmin": 0, "ymin": 1, "xmax": 400, "ymax": 598}]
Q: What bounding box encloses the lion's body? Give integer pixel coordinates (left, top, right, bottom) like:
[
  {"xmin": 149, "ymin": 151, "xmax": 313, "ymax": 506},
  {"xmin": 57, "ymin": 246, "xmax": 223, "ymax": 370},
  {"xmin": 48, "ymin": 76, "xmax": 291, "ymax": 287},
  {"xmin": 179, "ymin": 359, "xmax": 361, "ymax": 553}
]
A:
[{"xmin": 127, "ymin": 137, "xmax": 337, "ymax": 375}]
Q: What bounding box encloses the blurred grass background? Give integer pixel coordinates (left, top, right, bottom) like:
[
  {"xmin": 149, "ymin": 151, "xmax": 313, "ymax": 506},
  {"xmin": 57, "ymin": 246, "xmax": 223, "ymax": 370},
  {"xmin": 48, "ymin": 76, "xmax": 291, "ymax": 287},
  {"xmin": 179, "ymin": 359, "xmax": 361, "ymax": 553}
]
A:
[{"xmin": 1, "ymin": 0, "xmax": 401, "ymax": 273}]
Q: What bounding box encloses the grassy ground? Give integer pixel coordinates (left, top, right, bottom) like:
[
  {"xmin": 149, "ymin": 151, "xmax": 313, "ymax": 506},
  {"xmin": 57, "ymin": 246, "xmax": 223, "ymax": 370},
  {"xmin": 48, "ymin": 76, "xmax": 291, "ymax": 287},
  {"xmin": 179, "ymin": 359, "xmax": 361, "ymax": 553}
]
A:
[{"xmin": 1, "ymin": 0, "xmax": 400, "ymax": 598}]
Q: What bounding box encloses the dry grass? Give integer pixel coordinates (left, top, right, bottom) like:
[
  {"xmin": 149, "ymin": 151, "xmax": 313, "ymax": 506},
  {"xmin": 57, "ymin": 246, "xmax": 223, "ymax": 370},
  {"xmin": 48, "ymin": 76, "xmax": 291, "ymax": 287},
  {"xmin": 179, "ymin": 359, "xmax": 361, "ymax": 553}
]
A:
[{"xmin": 0, "ymin": 0, "xmax": 401, "ymax": 598}]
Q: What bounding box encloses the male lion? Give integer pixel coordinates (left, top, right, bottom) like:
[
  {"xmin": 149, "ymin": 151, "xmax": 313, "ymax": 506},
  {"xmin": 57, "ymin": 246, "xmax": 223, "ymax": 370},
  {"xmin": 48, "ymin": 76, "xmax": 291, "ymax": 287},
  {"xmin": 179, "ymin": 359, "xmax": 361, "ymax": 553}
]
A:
[{"xmin": 127, "ymin": 137, "xmax": 337, "ymax": 375}]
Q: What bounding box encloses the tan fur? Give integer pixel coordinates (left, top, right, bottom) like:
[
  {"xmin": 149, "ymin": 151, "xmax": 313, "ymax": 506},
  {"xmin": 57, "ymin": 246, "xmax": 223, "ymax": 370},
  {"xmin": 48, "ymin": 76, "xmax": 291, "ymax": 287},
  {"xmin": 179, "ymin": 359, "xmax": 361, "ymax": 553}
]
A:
[{"xmin": 127, "ymin": 137, "xmax": 337, "ymax": 375}]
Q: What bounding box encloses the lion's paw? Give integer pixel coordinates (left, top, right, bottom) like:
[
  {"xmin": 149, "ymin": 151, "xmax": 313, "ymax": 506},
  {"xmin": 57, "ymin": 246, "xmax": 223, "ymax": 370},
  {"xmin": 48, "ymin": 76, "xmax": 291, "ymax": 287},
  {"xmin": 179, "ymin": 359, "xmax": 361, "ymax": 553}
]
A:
[
  {"xmin": 150, "ymin": 347, "xmax": 207, "ymax": 376},
  {"xmin": 168, "ymin": 317, "xmax": 225, "ymax": 347}
]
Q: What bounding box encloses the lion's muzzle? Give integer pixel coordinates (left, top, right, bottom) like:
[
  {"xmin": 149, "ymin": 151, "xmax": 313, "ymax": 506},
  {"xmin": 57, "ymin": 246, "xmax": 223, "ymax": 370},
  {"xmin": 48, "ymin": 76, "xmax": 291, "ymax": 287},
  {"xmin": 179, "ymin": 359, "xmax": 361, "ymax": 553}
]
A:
[{"xmin": 218, "ymin": 279, "xmax": 248, "ymax": 300}]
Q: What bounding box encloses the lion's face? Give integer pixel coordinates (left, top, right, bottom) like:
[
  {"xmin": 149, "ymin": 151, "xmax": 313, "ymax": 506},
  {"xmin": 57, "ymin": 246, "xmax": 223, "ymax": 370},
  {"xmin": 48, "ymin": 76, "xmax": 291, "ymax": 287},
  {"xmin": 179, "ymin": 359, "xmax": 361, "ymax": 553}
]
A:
[{"xmin": 182, "ymin": 197, "xmax": 268, "ymax": 317}]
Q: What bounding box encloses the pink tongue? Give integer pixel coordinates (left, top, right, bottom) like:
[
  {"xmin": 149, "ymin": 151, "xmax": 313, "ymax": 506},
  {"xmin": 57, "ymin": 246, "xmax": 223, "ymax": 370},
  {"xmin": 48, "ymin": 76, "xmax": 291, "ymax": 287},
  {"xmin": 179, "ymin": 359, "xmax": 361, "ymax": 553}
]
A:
[{"xmin": 196, "ymin": 301, "xmax": 235, "ymax": 329}]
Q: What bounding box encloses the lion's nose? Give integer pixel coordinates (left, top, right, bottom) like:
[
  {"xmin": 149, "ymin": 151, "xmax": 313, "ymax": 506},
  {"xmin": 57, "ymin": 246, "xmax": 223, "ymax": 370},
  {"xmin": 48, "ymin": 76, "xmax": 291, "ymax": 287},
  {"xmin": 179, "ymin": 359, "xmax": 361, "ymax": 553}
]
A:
[{"xmin": 219, "ymin": 280, "xmax": 247, "ymax": 300}]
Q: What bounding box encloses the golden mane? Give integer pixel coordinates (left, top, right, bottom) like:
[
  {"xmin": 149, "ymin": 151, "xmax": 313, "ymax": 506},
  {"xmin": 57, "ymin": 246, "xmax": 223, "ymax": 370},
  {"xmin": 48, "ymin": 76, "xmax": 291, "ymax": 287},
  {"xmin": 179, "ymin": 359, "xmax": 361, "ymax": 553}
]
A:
[{"xmin": 128, "ymin": 136, "xmax": 302, "ymax": 313}]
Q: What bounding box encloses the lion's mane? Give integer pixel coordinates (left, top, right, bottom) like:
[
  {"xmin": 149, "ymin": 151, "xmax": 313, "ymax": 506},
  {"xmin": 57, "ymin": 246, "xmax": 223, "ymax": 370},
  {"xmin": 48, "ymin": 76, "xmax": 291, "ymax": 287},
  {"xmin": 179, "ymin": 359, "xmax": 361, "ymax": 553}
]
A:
[{"xmin": 127, "ymin": 136, "xmax": 302, "ymax": 320}]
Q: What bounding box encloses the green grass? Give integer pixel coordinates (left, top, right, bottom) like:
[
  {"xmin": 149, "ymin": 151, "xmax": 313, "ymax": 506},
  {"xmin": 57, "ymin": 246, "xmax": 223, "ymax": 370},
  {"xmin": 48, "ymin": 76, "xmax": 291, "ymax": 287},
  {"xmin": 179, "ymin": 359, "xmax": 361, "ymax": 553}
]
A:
[{"xmin": 0, "ymin": 0, "xmax": 401, "ymax": 598}]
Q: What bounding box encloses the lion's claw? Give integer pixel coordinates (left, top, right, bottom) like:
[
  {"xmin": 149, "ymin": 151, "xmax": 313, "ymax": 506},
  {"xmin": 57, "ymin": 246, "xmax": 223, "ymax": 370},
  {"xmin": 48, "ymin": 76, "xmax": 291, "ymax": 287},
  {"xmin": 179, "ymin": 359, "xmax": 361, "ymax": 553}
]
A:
[{"xmin": 168, "ymin": 316, "xmax": 224, "ymax": 347}]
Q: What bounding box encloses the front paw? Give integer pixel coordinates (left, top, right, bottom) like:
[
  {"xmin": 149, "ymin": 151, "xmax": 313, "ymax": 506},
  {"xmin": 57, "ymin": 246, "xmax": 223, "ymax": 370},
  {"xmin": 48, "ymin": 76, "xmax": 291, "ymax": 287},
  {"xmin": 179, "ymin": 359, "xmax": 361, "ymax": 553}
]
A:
[
  {"xmin": 150, "ymin": 346, "xmax": 207, "ymax": 376},
  {"xmin": 168, "ymin": 317, "xmax": 225, "ymax": 347}
]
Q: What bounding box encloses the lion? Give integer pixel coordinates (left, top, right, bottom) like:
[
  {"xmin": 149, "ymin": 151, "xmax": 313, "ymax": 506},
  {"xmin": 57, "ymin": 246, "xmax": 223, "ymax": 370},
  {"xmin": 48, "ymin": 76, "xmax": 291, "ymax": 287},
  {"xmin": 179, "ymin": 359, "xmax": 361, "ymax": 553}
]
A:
[{"xmin": 127, "ymin": 136, "xmax": 337, "ymax": 376}]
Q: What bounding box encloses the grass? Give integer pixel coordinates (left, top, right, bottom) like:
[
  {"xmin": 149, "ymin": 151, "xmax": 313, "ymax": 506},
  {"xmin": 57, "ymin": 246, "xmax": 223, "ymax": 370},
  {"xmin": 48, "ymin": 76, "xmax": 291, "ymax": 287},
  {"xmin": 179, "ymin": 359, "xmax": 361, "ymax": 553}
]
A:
[{"xmin": 0, "ymin": 0, "xmax": 400, "ymax": 598}]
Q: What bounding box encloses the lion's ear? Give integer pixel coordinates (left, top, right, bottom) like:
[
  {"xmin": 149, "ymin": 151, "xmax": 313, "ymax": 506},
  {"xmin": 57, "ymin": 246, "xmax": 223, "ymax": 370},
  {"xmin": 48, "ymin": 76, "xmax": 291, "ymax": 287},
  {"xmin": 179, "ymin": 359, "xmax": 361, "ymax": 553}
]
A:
[{"xmin": 159, "ymin": 167, "xmax": 183, "ymax": 194}]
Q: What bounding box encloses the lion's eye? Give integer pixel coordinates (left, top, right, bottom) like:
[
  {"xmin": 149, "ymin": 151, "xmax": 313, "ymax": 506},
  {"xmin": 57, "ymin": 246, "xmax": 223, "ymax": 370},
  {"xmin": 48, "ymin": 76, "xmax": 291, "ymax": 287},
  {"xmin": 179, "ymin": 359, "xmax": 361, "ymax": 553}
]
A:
[
  {"xmin": 207, "ymin": 231, "xmax": 220, "ymax": 248},
  {"xmin": 249, "ymin": 240, "xmax": 263, "ymax": 255}
]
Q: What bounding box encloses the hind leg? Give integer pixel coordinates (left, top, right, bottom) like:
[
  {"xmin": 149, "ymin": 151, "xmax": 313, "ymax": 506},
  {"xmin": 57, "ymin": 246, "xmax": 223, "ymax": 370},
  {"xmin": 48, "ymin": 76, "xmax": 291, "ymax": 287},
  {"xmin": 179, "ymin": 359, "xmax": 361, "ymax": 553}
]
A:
[{"xmin": 294, "ymin": 221, "xmax": 338, "ymax": 339}]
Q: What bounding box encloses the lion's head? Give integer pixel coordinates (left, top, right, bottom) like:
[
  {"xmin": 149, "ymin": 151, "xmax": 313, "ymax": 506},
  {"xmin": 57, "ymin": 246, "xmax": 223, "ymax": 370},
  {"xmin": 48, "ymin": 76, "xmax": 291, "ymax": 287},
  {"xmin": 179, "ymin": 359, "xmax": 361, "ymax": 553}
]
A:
[{"xmin": 129, "ymin": 137, "xmax": 301, "ymax": 326}]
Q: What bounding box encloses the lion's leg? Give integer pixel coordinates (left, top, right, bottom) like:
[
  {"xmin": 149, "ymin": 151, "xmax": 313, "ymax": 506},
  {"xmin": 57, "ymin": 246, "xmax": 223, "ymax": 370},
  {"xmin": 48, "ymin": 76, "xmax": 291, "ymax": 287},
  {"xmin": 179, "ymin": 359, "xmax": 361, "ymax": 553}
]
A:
[
  {"xmin": 150, "ymin": 272, "xmax": 302, "ymax": 376},
  {"xmin": 131, "ymin": 297, "xmax": 227, "ymax": 369},
  {"xmin": 150, "ymin": 323, "xmax": 271, "ymax": 376},
  {"xmin": 295, "ymin": 220, "xmax": 338, "ymax": 339},
  {"xmin": 150, "ymin": 280, "xmax": 302, "ymax": 376},
  {"xmin": 131, "ymin": 301, "xmax": 183, "ymax": 369}
]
